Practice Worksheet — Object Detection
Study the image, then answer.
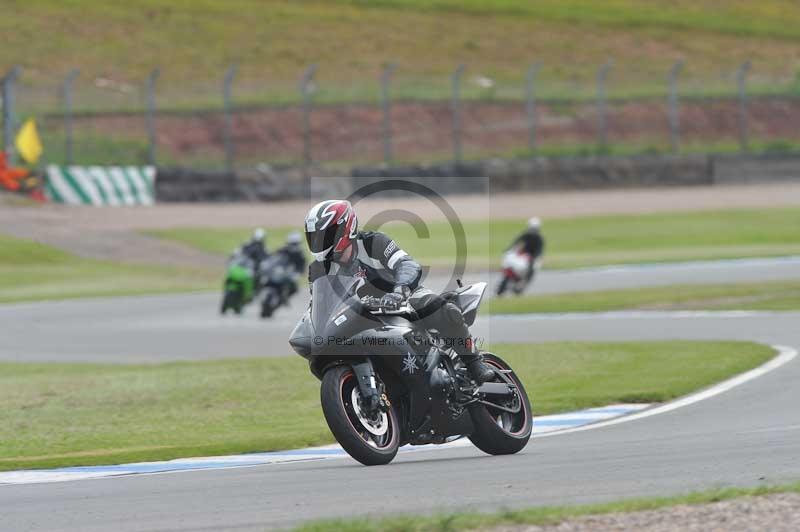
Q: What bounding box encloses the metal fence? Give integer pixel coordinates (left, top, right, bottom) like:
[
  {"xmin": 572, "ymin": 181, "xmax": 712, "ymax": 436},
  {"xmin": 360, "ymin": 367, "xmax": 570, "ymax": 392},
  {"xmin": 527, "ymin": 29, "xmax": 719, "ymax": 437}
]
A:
[{"xmin": 2, "ymin": 60, "xmax": 799, "ymax": 171}]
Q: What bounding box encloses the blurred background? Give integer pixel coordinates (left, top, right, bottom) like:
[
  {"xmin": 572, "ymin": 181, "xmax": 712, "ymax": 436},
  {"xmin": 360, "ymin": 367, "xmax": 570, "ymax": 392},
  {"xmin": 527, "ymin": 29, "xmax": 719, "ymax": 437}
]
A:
[
  {"xmin": 3, "ymin": 0, "xmax": 800, "ymax": 175},
  {"xmin": 3, "ymin": 6, "xmax": 800, "ymax": 528}
]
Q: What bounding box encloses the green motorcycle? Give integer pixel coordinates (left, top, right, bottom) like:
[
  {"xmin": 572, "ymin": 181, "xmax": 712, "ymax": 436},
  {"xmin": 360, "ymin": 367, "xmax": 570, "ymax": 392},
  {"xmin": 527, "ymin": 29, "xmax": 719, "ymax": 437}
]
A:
[{"xmin": 220, "ymin": 253, "xmax": 255, "ymax": 315}]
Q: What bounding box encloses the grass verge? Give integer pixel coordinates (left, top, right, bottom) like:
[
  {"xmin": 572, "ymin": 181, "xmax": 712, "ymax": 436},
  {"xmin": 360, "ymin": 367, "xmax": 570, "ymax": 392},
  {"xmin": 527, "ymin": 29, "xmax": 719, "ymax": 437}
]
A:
[
  {"xmin": 297, "ymin": 481, "xmax": 800, "ymax": 532},
  {"xmin": 6, "ymin": 1, "xmax": 800, "ymax": 110},
  {"xmin": 0, "ymin": 340, "xmax": 773, "ymax": 471},
  {"xmin": 0, "ymin": 233, "xmax": 214, "ymax": 303},
  {"xmin": 147, "ymin": 207, "xmax": 800, "ymax": 271},
  {"xmin": 488, "ymin": 279, "xmax": 800, "ymax": 314}
]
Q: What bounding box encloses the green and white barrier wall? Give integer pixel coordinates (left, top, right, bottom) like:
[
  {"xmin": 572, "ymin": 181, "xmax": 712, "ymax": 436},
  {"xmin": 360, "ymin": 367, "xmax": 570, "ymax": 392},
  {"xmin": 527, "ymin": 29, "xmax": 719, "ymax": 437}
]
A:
[{"xmin": 45, "ymin": 165, "xmax": 156, "ymax": 205}]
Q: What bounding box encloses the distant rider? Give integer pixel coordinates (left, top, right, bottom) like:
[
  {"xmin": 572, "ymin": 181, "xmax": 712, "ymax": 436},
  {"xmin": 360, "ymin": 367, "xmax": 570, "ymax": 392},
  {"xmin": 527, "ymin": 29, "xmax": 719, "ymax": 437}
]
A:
[
  {"xmin": 241, "ymin": 228, "xmax": 269, "ymax": 265},
  {"xmin": 277, "ymin": 232, "xmax": 306, "ymax": 299},
  {"xmin": 303, "ymin": 199, "xmax": 495, "ymax": 383},
  {"xmin": 508, "ymin": 217, "xmax": 545, "ymax": 283}
]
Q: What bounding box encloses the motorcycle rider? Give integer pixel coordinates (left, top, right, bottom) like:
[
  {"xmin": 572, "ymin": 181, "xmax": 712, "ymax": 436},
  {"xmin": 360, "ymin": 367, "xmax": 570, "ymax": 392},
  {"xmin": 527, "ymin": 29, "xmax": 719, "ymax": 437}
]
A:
[
  {"xmin": 238, "ymin": 228, "xmax": 269, "ymax": 288},
  {"xmin": 303, "ymin": 199, "xmax": 495, "ymax": 383},
  {"xmin": 241, "ymin": 228, "xmax": 269, "ymax": 265},
  {"xmin": 508, "ymin": 217, "xmax": 545, "ymax": 283},
  {"xmin": 277, "ymin": 232, "xmax": 306, "ymax": 299}
]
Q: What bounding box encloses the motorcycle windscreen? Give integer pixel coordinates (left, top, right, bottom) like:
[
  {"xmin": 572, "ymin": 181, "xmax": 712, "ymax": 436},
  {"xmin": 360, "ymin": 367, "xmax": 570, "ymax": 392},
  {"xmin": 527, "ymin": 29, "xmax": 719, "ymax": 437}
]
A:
[
  {"xmin": 310, "ymin": 275, "xmax": 377, "ymax": 355},
  {"xmin": 453, "ymin": 282, "xmax": 487, "ymax": 326}
]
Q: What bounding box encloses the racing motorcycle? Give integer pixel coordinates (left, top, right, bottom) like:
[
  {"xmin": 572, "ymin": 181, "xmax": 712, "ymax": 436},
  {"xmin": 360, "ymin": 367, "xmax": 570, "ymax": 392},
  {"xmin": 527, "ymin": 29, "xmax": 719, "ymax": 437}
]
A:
[
  {"xmin": 289, "ymin": 275, "xmax": 532, "ymax": 466},
  {"xmin": 496, "ymin": 247, "xmax": 539, "ymax": 296},
  {"xmin": 220, "ymin": 252, "xmax": 255, "ymax": 315},
  {"xmin": 257, "ymin": 254, "xmax": 294, "ymax": 318}
]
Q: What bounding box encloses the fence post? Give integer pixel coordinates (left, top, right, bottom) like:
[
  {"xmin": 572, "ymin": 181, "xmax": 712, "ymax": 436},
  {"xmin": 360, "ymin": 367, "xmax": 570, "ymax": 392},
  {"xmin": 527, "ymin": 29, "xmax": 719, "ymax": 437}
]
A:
[
  {"xmin": 145, "ymin": 68, "xmax": 160, "ymax": 166},
  {"xmin": 525, "ymin": 62, "xmax": 542, "ymax": 154},
  {"xmin": 380, "ymin": 63, "xmax": 396, "ymax": 166},
  {"xmin": 451, "ymin": 64, "xmax": 465, "ymax": 164},
  {"xmin": 736, "ymin": 60, "xmax": 752, "ymax": 152},
  {"xmin": 222, "ymin": 64, "xmax": 238, "ymax": 173},
  {"xmin": 62, "ymin": 69, "xmax": 79, "ymax": 165},
  {"xmin": 299, "ymin": 64, "xmax": 318, "ymax": 166},
  {"xmin": 667, "ymin": 60, "xmax": 684, "ymax": 154},
  {"xmin": 596, "ymin": 61, "xmax": 612, "ymax": 150},
  {"xmin": 1, "ymin": 66, "xmax": 21, "ymax": 163}
]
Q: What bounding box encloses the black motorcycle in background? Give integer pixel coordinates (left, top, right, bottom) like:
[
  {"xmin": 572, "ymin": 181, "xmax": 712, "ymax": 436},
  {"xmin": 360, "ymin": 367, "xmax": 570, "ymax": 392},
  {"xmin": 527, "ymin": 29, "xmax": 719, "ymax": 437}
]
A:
[
  {"xmin": 290, "ymin": 276, "xmax": 532, "ymax": 465},
  {"xmin": 258, "ymin": 253, "xmax": 297, "ymax": 318},
  {"xmin": 221, "ymin": 250, "xmax": 301, "ymax": 319}
]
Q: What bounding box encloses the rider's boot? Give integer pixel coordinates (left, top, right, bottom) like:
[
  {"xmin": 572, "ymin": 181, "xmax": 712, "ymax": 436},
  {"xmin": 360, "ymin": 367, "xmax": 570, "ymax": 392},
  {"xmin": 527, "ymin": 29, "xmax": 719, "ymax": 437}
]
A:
[{"xmin": 457, "ymin": 337, "xmax": 495, "ymax": 384}]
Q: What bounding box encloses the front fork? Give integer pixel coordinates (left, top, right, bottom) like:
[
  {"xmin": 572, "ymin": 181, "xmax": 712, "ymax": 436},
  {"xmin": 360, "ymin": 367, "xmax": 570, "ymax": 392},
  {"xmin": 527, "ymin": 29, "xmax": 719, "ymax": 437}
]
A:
[{"xmin": 351, "ymin": 359, "xmax": 387, "ymax": 414}]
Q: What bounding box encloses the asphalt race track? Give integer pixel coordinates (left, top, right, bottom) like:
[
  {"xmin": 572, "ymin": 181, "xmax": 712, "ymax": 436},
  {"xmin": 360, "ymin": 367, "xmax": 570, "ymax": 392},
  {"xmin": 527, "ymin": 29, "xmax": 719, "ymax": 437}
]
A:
[
  {"xmin": 2, "ymin": 257, "xmax": 800, "ymax": 531},
  {"xmin": 2, "ymin": 256, "xmax": 799, "ymax": 363}
]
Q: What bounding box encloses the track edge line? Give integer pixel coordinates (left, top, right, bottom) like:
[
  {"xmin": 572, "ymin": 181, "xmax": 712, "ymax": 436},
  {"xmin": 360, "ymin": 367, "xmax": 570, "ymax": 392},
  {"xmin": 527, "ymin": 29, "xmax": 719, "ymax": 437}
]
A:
[{"xmin": 537, "ymin": 343, "xmax": 798, "ymax": 438}]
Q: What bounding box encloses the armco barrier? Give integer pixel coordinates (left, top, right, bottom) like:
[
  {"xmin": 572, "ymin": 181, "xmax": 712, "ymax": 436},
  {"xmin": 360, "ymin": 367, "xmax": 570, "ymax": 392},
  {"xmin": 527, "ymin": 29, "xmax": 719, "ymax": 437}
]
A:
[
  {"xmin": 45, "ymin": 165, "xmax": 155, "ymax": 205},
  {"xmin": 353, "ymin": 155, "xmax": 713, "ymax": 194},
  {"xmin": 152, "ymin": 153, "xmax": 800, "ymax": 202},
  {"xmin": 155, "ymin": 165, "xmax": 348, "ymax": 202},
  {"xmin": 711, "ymin": 154, "xmax": 800, "ymax": 184}
]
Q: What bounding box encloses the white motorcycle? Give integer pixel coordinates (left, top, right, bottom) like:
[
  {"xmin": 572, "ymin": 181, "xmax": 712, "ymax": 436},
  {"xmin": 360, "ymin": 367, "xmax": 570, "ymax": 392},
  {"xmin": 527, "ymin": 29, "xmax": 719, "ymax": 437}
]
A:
[{"xmin": 496, "ymin": 247, "xmax": 539, "ymax": 296}]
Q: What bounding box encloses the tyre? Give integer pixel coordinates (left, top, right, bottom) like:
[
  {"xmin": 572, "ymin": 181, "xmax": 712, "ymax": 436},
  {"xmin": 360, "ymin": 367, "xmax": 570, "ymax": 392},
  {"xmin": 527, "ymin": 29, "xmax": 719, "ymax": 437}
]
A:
[
  {"xmin": 230, "ymin": 289, "xmax": 243, "ymax": 315},
  {"xmin": 320, "ymin": 365, "xmax": 400, "ymax": 466},
  {"xmin": 468, "ymin": 353, "xmax": 532, "ymax": 455},
  {"xmin": 260, "ymin": 289, "xmax": 276, "ymax": 318},
  {"xmin": 220, "ymin": 289, "xmax": 236, "ymax": 315},
  {"xmin": 496, "ymin": 276, "xmax": 509, "ymax": 296}
]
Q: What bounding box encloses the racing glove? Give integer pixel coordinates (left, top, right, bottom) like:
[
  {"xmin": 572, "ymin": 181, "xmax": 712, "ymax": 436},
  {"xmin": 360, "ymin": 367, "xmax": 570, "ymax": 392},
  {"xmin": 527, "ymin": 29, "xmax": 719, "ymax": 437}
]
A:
[{"xmin": 380, "ymin": 285, "xmax": 410, "ymax": 310}]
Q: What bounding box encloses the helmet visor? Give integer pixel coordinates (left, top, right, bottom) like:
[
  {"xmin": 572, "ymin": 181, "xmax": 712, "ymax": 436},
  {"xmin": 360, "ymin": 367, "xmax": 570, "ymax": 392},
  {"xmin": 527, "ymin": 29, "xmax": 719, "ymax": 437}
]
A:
[{"xmin": 305, "ymin": 227, "xmax": 339, "ymax": 259}]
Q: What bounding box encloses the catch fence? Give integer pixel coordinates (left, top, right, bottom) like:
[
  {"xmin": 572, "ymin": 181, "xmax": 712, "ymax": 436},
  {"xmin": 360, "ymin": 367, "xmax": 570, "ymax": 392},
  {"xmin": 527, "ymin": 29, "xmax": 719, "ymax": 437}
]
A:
[{"xmin": 2, "ymin": 60, "xmax": 799, "ymax": 172}]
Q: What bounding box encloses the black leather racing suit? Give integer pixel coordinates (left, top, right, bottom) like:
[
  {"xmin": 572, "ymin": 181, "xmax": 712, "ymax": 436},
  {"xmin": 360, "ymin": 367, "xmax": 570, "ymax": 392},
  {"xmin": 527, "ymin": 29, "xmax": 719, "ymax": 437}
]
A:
[
  {"xmin": 509, "ymin": 229, "xmax": 545, "ymax": 282},
  {"xmin": 308, "ymin": 231, "xmax": 475, "ymax": 358},
  {"xmin": 242, "ymin": 239, "xmax": 268, "ymax": 265},
  {"xmin": 278, "ymin": 242, "xmax": 306, "ymax": 297}
]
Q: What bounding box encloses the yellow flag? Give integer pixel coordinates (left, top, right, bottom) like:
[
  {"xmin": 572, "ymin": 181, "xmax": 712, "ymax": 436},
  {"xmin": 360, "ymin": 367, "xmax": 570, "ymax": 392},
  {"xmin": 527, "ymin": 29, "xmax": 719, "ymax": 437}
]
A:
[{"xmin": 15, "ymin": 118, "xmax": 43, "ymax": 165}]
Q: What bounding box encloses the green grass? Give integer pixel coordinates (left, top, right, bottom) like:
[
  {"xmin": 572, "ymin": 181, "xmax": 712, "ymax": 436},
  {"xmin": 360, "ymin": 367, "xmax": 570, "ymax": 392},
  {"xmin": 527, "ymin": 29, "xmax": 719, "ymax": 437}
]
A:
[
  {"xmin": 147, "ymin": 207, "xmax": 800, "ymax": 271},
  {"xmin": 298, "ymin": 481, "xmax": 800, "ymax": 532},
  {"xmin": 504, "ymin": 138, "xmax": 800, "ymax": 160},
  {"xmin": 39, "ymin": 131, "xmax": 151, "ymax": 167},
  {"xmin": 6, "ymin": 1, "xmax": 800, "ymax": 111},
  {"xmin": 146, "ymin": 227, "xmax": 300, "ymax": 259},
  {"xmin": 0, "ymin": 233, "xmax": 214, "ymax": 303},
  {"xmin": 486, "ymin": 281, "xmax": 800, "ymax": 314},
  {"xmin": 0, "ymin": 340, "xmax": 773, "ymax": 471},
  {"xmin": 488, "ymin": 279, "xmax": 800, "ymax": 314},
  {"xmin": 348, "ymin": 0, "xmax": 800, "ymax": 40}
]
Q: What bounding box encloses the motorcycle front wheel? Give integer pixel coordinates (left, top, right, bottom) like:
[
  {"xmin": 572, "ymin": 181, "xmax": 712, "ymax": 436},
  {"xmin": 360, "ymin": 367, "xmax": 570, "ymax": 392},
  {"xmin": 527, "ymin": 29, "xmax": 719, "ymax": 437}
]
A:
[
  {"xmin": 496, "ymin": 276, "xmax": 510, "ymax": 296},
  {"xmin": 260, "ymin": 288, "xmax": 277, "ymax": 318},
  {"xmin": 320, "ymin": 365, "xmax": 400, "ymax": 466},
  {"xmin": 221, "ymin": 288, "xmax": 241, "ymax": 315},
  {"xmin": 468, "ymin": 353, "xmax": 532, "ymax": 455}
]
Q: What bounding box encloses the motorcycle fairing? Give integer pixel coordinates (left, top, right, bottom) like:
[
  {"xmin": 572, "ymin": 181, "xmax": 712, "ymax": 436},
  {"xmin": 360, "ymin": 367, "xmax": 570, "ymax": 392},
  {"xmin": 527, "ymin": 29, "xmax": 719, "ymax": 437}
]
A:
[
  {"xmin": 292, "ymin": 275, "xmax": 480, "ymax": 443},
  {"xmin": 451, "ymin": 281, "xmax": 487, "ymax": 326}
]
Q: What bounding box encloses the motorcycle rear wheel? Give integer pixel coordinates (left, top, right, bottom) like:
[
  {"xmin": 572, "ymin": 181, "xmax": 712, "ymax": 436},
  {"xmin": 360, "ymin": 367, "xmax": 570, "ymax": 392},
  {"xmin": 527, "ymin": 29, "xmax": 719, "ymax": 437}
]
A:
[
  {"xmin": 320, "ymin": 365, "xmax": 400, "ymax": 466},
  {"xmin": 468, "ymin": 353, "xmax": 532, "ymax": 455}
]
